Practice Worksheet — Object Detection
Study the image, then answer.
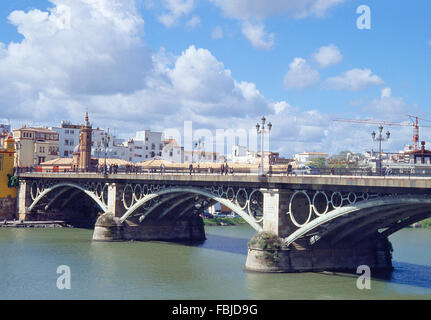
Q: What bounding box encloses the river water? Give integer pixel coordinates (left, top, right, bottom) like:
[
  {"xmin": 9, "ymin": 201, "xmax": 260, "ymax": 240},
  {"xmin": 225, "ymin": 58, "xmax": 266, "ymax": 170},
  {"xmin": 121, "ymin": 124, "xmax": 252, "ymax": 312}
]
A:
[{"xmin": 0, "ymin": 226, "xmax": 430, "ymax": 300}]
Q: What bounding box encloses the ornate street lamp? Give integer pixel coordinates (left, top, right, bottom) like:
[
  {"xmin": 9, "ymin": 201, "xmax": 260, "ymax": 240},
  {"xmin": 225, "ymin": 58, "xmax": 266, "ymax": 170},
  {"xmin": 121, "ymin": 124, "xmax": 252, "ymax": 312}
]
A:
[
  {"xmin": 256, "ymin": 116, "xmax": 272, "ymax": 176},
  {"xmin": 371, "ymin": 125, "xmax": 390, "ymax": 176},
  {"xmin": 103, "ymin": 129, "xmax": 110, "ymax": 175}
]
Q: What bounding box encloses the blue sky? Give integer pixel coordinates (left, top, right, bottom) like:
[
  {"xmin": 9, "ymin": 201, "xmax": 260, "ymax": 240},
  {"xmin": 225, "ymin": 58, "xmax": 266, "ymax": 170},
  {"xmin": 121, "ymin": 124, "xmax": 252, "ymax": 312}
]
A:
[{"xmin": 0, "ymin": 0, "xmax": 430, "ymax": 156}]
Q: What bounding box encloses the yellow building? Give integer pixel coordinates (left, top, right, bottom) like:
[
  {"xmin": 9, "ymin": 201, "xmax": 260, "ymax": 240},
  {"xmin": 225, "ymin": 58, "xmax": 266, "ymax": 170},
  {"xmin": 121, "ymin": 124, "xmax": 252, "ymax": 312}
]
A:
[{"xmin": 0, "ymin": 134, "xmax": 17, "ymax": 219}]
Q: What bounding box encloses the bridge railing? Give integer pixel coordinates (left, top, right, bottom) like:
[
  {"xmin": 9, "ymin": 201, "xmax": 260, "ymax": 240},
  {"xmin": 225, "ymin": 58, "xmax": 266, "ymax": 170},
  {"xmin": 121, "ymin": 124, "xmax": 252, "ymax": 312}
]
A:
[{"xmin": 14, "ymin": 165, "xmax": 431, "ymax": 178}]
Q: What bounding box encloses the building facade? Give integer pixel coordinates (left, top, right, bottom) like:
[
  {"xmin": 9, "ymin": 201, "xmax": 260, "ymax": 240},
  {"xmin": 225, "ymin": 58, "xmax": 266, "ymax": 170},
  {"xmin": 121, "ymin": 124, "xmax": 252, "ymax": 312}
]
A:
[
  {"xmin": 13, "ymin": 127, "xmax": 59, "ymax": 167},
  {"xmin": 0, "ymin": 134, "xmax": 16, "ymax": 219},
  {"xmin": 50, "ymin": 121, "xmax": 81, "ymax": 158}
]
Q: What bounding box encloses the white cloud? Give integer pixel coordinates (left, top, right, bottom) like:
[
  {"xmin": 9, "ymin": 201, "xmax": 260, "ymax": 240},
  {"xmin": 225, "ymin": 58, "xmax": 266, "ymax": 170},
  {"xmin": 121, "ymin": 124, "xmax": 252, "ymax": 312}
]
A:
[
  {"xmin": 312, "ymin": 44, "xmax": 342, "ymax": 68},
  {"xmin": 209, "ymin": 0, "xmax": 345, "ymax": 20},
  {"xmin": 363, "ymin": 88, "xmax": 411, "ymax": 119},
  {"xmin": 158, "ymin": 0, "xmax": 195, "ymax": 27},
  {"xmin": 241, "ymin": 21, "xmax": 274, "ymax": 50},
  {"xmin": 185, "ymin": 15, "xmax": 200, "ymax": 29},
  {"xmin": 428, "ymin": 40, "xmax": 431, "ymax": 46},
  {"xmin": 381, "ymin": 87, "xmax": 391, "ymax": 98},
  {"xmin": 211, "ymin": 25, "xmax": 224, "ymax": 39},
  {"xmin": 283, "ymin": 58, "xmax": 320, "ymax": 89},
  {"xmin": 325, "ymin": 68, "xmax": 384, "ymax": 91}
]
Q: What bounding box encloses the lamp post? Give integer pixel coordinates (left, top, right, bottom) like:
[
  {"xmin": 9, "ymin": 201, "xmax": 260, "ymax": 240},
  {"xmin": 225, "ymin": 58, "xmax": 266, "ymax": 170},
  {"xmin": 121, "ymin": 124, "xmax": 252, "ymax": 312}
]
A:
[
  {"xmin": 256, "ymin": 116, "xmax": 272, "ymax": 176},
  {"xmin": 102, "ymin": 129, "xmax": 110, "ymax": 175},
  {"xmin": 193, "ymin": 138, "xmax": 204, "ymax": 164},
  {"xmin": 371, "ymin": 125, "xmax": 390, "ymax": 176}
]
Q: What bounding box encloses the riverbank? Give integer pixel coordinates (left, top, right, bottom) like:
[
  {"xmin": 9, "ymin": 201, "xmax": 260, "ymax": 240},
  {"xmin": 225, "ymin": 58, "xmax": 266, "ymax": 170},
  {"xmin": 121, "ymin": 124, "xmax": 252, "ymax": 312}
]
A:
[
  {"xmin": 411, "ymin": 218, "xmax": 431, "ymax": 228},
  {"xmin": 203, "ymin": 217, "xmax": 246, "ymax": 226}
]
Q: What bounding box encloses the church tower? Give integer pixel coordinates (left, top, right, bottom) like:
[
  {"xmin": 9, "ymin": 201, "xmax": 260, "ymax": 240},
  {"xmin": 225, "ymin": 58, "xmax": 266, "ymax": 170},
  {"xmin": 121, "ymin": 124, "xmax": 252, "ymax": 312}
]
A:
[{"xmin": 79, "ymin": 112, "xmax": 93, "ymax": 172}]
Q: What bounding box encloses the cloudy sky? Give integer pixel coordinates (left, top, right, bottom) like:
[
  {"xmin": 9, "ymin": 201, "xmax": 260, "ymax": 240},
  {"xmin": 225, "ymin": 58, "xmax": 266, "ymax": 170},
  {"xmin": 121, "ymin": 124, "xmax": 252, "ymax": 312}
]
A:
[{"xmin": 0, "ymin": 0, "xmax": 430, "ymax": 157}]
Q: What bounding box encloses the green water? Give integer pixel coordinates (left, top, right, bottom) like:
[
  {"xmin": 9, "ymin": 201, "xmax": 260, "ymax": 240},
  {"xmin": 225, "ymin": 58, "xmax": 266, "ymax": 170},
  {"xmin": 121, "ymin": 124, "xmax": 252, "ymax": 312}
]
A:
[{"xmin": 0, "ymin": 226, "xmax": 430, "ymax": 299}]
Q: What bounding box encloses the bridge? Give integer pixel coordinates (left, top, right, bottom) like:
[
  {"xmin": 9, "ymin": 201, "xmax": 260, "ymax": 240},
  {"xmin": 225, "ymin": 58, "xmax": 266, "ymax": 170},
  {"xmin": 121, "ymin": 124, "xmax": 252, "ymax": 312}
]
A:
[{"xmin": 16, "ymin": 172, "xmax": 431, "ymax": 273}]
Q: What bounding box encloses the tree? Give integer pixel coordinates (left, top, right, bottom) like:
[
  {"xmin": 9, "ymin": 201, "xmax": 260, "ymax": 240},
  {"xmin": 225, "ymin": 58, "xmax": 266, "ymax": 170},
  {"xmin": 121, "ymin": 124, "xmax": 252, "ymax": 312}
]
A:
[{"xmin": 308, "ymin": 157, "xmax": 327, "ymax": 168}]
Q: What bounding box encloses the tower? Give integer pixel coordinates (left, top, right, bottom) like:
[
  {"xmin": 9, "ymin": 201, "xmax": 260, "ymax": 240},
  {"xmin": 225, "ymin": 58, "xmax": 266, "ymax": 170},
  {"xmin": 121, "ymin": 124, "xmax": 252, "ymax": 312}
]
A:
[{"xmin": 79, "ymin": 112, "xmax": 93, "ymax": 172}]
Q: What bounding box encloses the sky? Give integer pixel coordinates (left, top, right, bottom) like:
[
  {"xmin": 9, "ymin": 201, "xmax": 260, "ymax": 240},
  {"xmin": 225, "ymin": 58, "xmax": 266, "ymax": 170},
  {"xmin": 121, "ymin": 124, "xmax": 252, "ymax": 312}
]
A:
[{"xmin": 0, "ymin": 0, "xmax": 430, "ymax": 157}]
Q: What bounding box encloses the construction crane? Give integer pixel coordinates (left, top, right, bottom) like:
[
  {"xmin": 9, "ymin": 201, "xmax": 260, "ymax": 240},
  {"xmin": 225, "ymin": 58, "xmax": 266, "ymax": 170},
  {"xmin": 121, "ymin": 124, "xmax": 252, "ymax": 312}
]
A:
[{"xmin": 333, "ymin": 116, "xmax": 431, "ymax": 151}]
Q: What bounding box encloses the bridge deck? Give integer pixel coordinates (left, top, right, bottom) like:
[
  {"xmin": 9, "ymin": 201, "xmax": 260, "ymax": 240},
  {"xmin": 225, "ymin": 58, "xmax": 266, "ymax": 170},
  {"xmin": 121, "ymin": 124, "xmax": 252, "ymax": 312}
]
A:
[{"xmin": 18, "ymin": 172, "xmax": 431, "ymax": 192}]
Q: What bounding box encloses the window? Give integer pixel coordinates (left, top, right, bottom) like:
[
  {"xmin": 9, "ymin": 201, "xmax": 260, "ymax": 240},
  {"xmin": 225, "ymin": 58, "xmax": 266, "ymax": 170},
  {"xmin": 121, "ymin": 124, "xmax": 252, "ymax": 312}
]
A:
[
  {"xmin": 151, "ymin": 143, "xmax": 155, "ymax": 150},
  {"xmin": 64, "ymin": 151, "xmax": 69, "ymax": 157},
  {"xmin": 65, "ymin": 130, "xmax": 69, "ymax": 134},
  {"xmin": 40, "ymin": 146, "xmax": 45, "ymax": 153},
  {"xmin": 70, "ymin": 130, "xmax": 74, "ymax": 134}
]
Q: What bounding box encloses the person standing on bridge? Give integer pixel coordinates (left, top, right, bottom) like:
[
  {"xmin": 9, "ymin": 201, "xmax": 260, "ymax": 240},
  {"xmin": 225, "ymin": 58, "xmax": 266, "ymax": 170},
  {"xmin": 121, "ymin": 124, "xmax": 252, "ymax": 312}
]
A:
[{"xmin": 189, "ymin": 164, "xmax": 193, "ymax": 175}]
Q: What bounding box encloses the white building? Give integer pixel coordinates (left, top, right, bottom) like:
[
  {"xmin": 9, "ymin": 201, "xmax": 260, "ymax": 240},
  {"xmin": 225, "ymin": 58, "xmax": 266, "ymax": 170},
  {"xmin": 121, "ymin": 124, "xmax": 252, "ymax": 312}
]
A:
[
  {"xmin": 294, "ymin": 152, "xmax": 328, "ymax": 165},
  {"xmin": 50, "ymin": 121, "xmax": 81, "ymax": 158},
  {"xmin": 162, "ymin": 139, "xmax": 184, "ymax": 163},
  {"xmin": 135, "ymin": 130, "xmax": 164, "ymax": 160}
]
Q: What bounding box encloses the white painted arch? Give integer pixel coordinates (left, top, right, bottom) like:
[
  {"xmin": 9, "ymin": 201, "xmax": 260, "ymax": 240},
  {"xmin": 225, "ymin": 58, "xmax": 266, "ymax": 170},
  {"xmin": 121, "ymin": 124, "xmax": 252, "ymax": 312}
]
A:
[
  {"xmin": 119, "ymin": 186, "xmax": 263, "ymax": 232},
  {"xmin": 284, "ymin": 195, "xmax": 431, "ymax": 247},
  {"xmin": 28, "ymin": 182, "xmax": 108, "ymax": 213}
]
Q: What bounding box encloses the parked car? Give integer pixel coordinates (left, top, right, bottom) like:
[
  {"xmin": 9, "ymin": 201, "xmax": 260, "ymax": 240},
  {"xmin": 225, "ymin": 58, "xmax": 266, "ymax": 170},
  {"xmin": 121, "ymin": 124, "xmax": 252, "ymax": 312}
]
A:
[{"xmin": 292, "ymin": 165, "xmax": 320, "ymax": 175}]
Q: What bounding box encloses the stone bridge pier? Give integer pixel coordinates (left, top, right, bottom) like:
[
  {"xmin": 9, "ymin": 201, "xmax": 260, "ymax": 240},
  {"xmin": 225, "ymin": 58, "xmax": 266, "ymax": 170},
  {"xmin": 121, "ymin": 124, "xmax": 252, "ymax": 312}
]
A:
[{"xmin": 93, "ymin": 182, "xmax": 206, "ymax": 242}]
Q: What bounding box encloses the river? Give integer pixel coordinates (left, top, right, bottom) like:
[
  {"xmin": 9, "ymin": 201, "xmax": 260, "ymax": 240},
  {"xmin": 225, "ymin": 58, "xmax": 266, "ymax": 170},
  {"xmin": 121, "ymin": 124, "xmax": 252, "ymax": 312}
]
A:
[{"xmin": 0, "ymin": 226, "xmax": 430, "ymax": 299}]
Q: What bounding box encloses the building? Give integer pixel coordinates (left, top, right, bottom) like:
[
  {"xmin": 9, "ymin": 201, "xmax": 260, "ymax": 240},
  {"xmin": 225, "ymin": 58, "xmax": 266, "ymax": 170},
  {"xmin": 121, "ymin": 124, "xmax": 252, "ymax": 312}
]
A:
[
  {"xmin": 13, "ymin": 126, "xmax": 59, "ymax": 167},
  {"xmin": 294, "ymin": 152, "xmax": 329, "ymax": 165},
  {"xmin": 50, "ymin": 121, "xmax": 81, "ymax": 158},
  {"xmin": 161, "ymin": 139, "xmax": 184, "ymax": 163},
  {"xmin": 0, "ymin": 133, "xmax": 16, "ymax": 219},
  {"xmin": 183, "ymin": 150, "xmax": 221, "ymax": 163},
  {"xmin": 135, "ymin": 130, "xmax": 164, "ymax": 160}
]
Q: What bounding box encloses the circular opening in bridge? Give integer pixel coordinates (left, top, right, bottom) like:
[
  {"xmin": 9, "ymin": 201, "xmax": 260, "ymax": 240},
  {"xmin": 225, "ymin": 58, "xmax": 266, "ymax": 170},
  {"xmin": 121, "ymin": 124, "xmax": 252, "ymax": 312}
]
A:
[
  {"xmin": 248, "ymin": 190, "xmax": 263, "ymax": 220},
  {"xmin": 31, "ymin": 181, "xmax": 39, "ymax": 200},
  {"xmin": 331, "ymin": 192, "xmax": 343, "ymax": 209},
  {"xmin": 226, "ymin": 187, "xmax": 235, "ymax": 201},
  {"xmin": 142, "ymin": 185, "xmax": 149, "ymax": 195},
  {"xmin": 122, "ymin": 185, "xmax": 134, "ymax": 209},
  {"xmin": 348, "ymin": 192, "xmax": 357, "ymax": 204},
  {"xmin": 96, "ymin": 183, "xmax": 103, "ymax": 198},
  {"xmin": 236, "ymin": 189, "xmax": 248, "ymax": 209},
  {"xmin": 312, "ymin": 192, "xmax": 328, "ymax": 216},
  {"xmin": 134, "ymin": 185, "xmax": 143, "ymax": 201},
  {"xmin": 289, "ymin": 191, "xmax": 311, "ymax": 226}
]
